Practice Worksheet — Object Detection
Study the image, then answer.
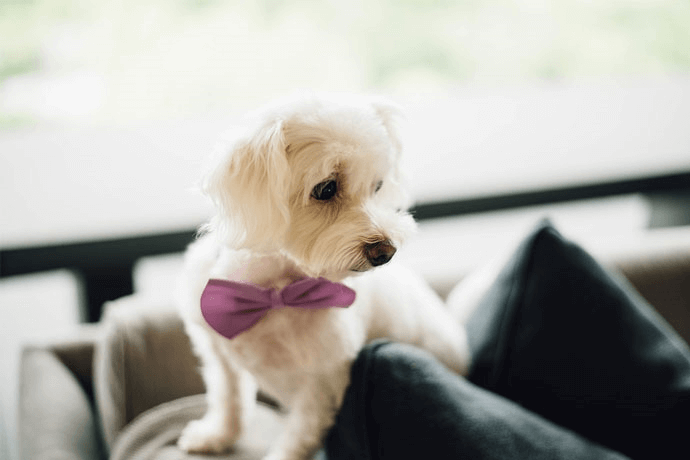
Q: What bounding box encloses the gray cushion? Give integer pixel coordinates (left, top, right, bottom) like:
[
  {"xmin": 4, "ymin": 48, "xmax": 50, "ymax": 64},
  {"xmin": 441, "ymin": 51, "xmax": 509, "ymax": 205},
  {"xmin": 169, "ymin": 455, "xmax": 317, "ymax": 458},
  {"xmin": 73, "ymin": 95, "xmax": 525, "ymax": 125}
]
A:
[
  {"xmin": 93, "ymin": 296, "xmax": 204, "ymax": 451},
  {"xmin": 110, "ymin": 394, "xmax": 284, "ymax": 460}
]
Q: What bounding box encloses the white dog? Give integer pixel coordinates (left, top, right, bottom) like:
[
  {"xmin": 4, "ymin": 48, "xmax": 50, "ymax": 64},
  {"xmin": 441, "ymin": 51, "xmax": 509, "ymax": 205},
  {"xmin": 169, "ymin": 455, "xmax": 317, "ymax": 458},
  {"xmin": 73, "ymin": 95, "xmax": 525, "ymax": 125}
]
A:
[{"xmin": 176, "ymin": 93, "xmax": 470, "ymax": 460}]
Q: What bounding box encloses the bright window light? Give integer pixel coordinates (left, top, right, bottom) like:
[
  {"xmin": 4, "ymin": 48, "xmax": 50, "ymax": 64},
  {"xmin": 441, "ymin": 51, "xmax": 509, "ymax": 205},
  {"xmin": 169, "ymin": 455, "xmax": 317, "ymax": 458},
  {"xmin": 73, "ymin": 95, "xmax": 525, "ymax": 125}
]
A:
[{"xmin": 1, "ymin": 0, "xmax": 689, "ymax": 126}]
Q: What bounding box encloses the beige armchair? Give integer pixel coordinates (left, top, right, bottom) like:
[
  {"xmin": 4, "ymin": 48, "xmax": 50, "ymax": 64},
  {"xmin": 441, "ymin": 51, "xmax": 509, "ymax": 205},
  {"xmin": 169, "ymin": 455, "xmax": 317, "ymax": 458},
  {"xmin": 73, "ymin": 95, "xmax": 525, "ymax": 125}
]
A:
[{"xmin": 19, "ymin": 228, "xmax": 690, "ymax": 460}]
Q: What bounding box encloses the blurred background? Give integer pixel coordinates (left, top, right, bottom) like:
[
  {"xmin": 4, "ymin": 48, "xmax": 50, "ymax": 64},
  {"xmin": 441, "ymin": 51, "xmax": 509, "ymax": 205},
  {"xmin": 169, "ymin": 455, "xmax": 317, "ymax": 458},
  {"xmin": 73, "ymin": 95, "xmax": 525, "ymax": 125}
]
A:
[
  {"xmin": 2, "ymin": 0, "xmax": 690, "ymax": 126},
  {"xmin": 2, "ymin": 1, "xmax": 690, "ymax": 459}
]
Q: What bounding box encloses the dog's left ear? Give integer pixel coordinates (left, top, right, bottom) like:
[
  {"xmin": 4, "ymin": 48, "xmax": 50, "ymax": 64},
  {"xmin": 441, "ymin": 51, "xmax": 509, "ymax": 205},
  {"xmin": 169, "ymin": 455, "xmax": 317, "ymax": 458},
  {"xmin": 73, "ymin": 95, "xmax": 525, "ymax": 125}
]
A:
[
  {"xmin": 202, "ymin": 116, "xmax": 291, "ymax": 250},
  {"xmin": 371, "ymin": 99, "xmax": 412, "ymax": 210},
  {"xmin": 371, "ymin": 99, "xmax": 404, "ymax": 156}
]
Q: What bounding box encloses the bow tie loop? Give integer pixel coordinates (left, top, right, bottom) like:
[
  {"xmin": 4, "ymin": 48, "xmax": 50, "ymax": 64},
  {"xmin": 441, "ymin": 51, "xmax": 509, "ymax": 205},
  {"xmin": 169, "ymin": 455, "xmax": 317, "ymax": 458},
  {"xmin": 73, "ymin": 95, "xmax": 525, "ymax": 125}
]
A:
[{"xmin": 200, "ymin": 277, "xmax": 356, "ymax": 339}]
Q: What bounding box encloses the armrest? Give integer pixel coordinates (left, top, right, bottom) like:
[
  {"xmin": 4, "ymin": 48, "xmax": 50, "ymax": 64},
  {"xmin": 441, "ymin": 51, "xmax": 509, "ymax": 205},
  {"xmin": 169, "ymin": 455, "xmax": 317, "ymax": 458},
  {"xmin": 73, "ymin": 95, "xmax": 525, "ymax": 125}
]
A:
[
  {"xmin": 19, "ymin": 345, "xmax": 105, "ymax": 460},
  {"xmin": 617, "ymin": 250, "xmax": 690, "ymax": 346}
]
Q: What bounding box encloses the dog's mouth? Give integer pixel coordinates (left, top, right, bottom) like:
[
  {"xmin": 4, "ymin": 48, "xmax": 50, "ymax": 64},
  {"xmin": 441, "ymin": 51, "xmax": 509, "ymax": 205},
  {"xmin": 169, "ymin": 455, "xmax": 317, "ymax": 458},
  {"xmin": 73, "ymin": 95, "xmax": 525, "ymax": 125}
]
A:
[
  {"xmin": 347, "ymin": 255, "xmax": 371, "ymax": 273},
  {"xmin": 349, "ymin": 264, "xmax": 370, "ymax": 273}
]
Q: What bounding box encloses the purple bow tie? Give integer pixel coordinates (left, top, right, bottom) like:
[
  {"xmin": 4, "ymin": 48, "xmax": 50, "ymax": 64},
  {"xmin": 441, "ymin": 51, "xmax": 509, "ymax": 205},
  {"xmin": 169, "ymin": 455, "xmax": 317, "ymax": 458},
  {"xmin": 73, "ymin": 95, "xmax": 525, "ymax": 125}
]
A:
[{"xmin": 200, "ymin": 277, "xmax": 356, "ymax": 339}]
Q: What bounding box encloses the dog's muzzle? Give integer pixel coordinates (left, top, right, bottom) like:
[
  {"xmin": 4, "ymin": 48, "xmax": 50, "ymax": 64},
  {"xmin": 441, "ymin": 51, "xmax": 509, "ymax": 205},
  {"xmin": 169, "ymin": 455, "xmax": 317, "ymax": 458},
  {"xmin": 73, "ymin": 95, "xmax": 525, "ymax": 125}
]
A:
[{"xmin": 364, "ymin": 240, "xmax": 397, "ymax": 267}]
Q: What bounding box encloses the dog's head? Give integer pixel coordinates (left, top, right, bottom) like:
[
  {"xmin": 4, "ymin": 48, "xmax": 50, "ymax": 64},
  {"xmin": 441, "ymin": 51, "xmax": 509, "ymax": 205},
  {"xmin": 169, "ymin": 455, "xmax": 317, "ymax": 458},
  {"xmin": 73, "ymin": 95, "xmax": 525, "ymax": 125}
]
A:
[{"xmin": 202, "ymin": 93, "xmax": 416, "ymax": 278}]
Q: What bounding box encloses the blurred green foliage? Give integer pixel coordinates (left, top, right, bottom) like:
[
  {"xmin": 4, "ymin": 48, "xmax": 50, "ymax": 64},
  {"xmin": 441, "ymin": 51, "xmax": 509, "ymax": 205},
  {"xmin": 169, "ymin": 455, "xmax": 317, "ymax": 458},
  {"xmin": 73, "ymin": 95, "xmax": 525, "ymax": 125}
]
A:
[{"xmin": 1, "ymin": 0, "xmax": 689, "ymax": 127}]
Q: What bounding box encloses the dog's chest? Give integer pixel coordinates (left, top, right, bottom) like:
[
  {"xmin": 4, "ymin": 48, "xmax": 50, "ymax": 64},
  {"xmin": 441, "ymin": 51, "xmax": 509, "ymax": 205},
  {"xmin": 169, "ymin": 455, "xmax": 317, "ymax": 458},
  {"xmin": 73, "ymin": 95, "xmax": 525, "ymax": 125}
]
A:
[{"xmin": 228, "ymin": 307, "xmax": 352, "ymax": 371}]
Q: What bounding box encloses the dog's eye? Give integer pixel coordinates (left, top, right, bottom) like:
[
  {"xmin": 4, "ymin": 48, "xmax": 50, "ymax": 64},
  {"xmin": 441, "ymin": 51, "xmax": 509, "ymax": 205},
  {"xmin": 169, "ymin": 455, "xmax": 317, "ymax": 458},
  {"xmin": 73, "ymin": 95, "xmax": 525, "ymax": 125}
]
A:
[
  {"xmin": 312, "ymin": 180, "xmax": 337, "ymax": 201},
  {"xmin": 375, "ymin": 180, "xmax": 383, "ymax": 193}
]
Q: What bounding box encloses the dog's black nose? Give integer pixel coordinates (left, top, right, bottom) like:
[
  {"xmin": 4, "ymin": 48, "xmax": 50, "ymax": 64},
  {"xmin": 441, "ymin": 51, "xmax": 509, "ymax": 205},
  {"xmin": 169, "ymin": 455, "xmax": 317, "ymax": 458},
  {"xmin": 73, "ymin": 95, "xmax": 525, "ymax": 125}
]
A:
[{"xmin": 365, "ymin": 240, "xmax": 397, "ymax": 267}]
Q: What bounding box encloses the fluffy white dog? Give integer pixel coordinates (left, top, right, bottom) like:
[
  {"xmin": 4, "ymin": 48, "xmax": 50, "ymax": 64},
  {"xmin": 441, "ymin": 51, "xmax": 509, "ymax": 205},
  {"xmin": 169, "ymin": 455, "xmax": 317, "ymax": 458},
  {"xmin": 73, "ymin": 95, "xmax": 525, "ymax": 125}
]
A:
[{"xmin": 176, "ymin": 93, "xmax": 470, "ymax": 460}]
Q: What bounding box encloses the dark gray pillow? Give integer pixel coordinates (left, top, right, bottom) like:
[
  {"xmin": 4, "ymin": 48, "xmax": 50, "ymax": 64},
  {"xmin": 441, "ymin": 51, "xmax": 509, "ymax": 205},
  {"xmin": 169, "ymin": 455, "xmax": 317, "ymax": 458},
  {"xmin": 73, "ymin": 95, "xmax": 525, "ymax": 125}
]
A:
[
  {"xmin": 467, "ymin": 222, "xmax": 690, "ymax": 460},
  {"xmin": 325, "ymin": 340, "xmax": 629, "ymax": 460}
]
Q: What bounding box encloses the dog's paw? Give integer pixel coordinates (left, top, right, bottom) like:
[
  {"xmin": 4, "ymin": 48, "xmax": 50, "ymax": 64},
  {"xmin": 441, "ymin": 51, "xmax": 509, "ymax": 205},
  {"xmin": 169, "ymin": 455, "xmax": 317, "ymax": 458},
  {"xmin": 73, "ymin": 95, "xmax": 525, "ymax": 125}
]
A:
[{"xmin": 177, "ymin": 417, "xmax": 239, "ymax": 454}]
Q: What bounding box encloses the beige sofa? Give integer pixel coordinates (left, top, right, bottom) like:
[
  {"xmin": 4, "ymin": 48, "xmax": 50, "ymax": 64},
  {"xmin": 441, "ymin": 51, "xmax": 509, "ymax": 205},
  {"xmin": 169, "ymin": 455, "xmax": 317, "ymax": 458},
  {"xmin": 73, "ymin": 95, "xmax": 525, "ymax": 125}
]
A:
[{"xmin": 18, "ymin": 227, "xmax": 690, "ymax": 460}]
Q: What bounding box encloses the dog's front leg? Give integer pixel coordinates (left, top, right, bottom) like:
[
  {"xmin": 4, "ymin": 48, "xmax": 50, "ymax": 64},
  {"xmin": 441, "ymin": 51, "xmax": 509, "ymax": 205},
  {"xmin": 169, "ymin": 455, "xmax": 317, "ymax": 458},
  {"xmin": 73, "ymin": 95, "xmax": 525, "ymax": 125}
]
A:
[
  {"xmin": 264, "ymin": 366, "xmax": 350, "ymax": 460},
  {"xmin": 178, "ymin": 324, "xmax": 257, "ymax": 454}
]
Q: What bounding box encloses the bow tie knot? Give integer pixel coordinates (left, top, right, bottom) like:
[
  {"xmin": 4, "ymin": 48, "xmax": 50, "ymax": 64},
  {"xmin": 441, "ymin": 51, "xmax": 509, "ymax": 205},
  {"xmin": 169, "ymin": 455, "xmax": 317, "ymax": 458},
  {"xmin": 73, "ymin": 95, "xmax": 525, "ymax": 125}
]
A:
[
  {"xmin": 200, "ymin": 277, "xmax": 356, "ymax": 339},
  {"xmin": 269, "ymin": 289, "xmax": 284, "ymax": 309}
]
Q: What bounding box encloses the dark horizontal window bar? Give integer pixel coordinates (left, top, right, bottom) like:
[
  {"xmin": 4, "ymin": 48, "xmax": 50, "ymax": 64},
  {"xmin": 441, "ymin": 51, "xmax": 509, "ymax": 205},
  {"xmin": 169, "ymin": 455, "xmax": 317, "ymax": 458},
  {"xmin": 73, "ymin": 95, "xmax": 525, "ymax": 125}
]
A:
[
  {"xmin": 2, "ymin": 170, "xmax": 689, "ymax": 279},
  {"xmin": 0, "ymin": 230, "xmax": 198, "ymax": 278},
  {"xmin": 410, "ymin": 170, "xmax": 690, "ymax": 220}
]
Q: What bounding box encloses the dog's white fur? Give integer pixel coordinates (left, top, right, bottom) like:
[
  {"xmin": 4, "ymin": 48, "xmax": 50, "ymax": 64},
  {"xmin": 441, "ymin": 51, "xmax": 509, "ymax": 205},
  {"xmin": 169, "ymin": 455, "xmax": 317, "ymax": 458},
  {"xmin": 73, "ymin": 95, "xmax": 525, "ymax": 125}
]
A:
[{"xmin": 176, "ymin": 93, "xmax": 470, "ymax": 460}]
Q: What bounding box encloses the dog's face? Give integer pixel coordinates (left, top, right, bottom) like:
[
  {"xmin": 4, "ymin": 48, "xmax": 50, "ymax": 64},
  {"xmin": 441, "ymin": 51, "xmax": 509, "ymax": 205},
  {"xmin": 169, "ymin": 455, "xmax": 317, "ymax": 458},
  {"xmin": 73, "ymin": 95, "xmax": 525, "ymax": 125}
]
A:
[{"xmin": 202, "ymin": 94, "xmax": 416, "ymax": 278}]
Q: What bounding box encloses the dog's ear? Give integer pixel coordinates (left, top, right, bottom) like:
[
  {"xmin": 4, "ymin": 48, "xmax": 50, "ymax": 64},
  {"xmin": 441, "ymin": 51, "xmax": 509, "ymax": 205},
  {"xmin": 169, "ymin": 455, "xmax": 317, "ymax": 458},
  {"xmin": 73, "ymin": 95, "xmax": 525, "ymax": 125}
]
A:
[
  {"xmin": 371, "ymin": 99, "xmax": 404, "ymax": 156},
  {"xmin": 370, "ymin": 99, "xmax": 413, "ymax": 210},
  {"xmin": 202, "ymin": 117, "xmax": 290, "ymax": 249}
]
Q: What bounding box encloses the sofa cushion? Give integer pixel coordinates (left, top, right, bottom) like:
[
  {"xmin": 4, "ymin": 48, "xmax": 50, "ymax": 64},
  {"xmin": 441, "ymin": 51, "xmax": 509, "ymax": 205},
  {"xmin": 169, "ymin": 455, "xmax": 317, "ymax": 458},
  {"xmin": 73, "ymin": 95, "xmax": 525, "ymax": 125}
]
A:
[
  {"xmin": 94, "ymin": 295, "xmax": 204, "ymax": 451},
  {"xmin": 466, "ymin": 222, "xmax": 690, "ymax": 459},
  {"xmin": 110, "ymin": 394, "xmax": 284, "ymax": 460}
]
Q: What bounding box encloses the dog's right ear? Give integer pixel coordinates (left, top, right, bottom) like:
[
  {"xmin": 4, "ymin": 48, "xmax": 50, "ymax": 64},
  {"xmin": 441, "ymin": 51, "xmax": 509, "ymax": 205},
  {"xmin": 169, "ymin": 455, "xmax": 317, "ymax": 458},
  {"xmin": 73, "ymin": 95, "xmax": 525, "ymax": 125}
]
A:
[{"xmin": 201, "ymin": 117, "xmax": 290, "ymax": 250}]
